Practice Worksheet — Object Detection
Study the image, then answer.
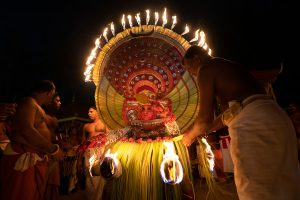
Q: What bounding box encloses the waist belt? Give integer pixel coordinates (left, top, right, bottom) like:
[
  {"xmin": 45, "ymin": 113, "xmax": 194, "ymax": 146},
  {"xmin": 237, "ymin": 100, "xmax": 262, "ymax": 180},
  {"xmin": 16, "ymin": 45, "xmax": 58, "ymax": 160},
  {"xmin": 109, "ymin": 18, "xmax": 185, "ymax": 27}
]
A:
[{"xmin": 221, "ymin": 95, "xmax": 272, "ymax": 126}]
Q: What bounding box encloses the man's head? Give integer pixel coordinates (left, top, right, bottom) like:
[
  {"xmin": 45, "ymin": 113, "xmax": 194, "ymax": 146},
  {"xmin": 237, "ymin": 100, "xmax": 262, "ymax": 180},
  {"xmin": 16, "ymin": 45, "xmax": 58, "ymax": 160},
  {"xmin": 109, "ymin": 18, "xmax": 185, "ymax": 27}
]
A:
[
  {"xmin": 52, "ymin": 93, "xmax": 61, "ymax": 110},
  {"xmin": 88, "ymin": 106, "xmax": 99, "ymax": 120},
  {"xmin": 182, "ymin": 45, "xmax": 211, "ymax": 76},
  {"xmin": 31, "ymin": 80, "xmax": 56, "ymax": 105}
]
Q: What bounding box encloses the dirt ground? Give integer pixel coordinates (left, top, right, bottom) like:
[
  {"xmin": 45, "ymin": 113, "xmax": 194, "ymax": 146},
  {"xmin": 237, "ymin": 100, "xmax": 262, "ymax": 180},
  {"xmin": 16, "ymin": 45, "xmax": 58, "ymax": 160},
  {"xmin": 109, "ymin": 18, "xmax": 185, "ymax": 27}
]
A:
[{"xmin": 60, "ymin": 175, "xmax": 239, "ymax": 200}]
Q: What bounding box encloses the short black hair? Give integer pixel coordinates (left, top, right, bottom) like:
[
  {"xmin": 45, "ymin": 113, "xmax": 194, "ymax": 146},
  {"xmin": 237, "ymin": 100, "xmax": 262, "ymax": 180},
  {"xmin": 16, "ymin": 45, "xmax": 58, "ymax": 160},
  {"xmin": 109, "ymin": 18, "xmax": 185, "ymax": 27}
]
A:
[
  {"xmin": 31, "ymin": 80, "xmax": 55, "ymax": 93},
  {"xmin": 184, "ymin": 45, "xmax": 209, "ymax": 60},
  {"xmin": 89, "ymin": 106, "xmax": 97, "ymax": 110}
]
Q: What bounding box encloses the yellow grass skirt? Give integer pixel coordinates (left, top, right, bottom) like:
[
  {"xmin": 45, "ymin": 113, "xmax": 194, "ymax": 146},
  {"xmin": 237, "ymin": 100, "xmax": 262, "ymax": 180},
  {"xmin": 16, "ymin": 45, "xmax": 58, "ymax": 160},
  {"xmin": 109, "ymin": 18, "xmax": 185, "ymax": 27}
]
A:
[{"xmin": 102, "ymin": 139, "xmax": 194, "ymax": 200}]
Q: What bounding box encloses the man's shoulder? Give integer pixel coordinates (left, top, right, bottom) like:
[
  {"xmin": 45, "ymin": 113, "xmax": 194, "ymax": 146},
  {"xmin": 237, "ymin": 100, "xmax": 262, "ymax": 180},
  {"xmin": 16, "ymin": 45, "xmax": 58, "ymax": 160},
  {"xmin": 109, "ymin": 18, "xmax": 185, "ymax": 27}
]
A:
[
  {"xmin": 17, "ymin": 97, "xmax": 39, "ymax": 111},
  {"xmin": 19, "ymin": 96, "xmax": 34, "ymax": 104}
]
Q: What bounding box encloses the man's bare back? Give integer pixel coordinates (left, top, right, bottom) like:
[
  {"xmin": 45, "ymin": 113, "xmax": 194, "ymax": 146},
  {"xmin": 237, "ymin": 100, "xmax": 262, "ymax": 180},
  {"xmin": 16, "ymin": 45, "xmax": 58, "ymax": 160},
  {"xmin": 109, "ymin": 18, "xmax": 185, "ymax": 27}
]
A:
[
  {"xmin": 182, "ymin": 45, "xmax": 266, "ymax": 146},
  {"xmin": 199, "ymin": 58, "xmax": 265, "ymax": 111}
]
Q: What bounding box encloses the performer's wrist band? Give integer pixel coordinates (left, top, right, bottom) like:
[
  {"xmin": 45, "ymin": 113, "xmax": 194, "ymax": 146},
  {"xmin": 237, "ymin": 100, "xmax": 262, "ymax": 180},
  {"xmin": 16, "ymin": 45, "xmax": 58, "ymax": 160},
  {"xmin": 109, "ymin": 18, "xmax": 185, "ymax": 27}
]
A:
[{"xmin": 50, "ymin": 144, "xmax": 60, "ymax": 155}]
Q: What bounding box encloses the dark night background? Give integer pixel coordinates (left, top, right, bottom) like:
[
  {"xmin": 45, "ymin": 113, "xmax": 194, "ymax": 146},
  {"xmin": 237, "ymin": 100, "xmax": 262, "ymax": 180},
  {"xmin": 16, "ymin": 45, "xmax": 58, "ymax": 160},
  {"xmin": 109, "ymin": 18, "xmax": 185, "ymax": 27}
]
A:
[{"xmin": 0, "ymin": 0, "xmax": 298, "ymax": 108}]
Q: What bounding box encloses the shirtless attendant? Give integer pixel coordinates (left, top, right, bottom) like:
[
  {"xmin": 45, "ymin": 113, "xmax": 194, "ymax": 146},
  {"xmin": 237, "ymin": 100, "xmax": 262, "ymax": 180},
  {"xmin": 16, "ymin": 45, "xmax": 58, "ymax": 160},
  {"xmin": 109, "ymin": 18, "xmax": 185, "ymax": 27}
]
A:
[
  {"xmin": 181, "ymin": 45, "xmax": 300, "ymax": 200},
  {"xmin": 0, "ymin": 80, "xmax": 63, "ymax": 200},
  {"xmin": 80, "ymin": 106, "xmax": 109, "ymax": 200}
]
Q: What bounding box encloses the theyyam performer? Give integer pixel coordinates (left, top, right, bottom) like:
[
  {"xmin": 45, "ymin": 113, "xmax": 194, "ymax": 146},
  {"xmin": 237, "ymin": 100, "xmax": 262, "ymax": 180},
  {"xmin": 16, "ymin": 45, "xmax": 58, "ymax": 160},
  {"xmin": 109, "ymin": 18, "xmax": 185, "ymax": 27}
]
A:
[{"xmin": 83, "ymin": 8, "xmax": 216, "ymax": 200}]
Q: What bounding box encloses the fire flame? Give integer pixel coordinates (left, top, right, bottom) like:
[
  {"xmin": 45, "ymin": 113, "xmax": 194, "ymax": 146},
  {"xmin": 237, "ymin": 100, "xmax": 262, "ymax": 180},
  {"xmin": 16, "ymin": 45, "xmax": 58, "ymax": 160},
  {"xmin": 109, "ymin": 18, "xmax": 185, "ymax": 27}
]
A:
[
  {"xmin": 83, "ymin": 8, "xmax": 213, "ymax": 82},
  {"xmin": 181, "ymin": 24, "xmax": 189, "ymax": 35},
  {"xmin": 190, "ymin": 29, "xmax": 200, "ymax": 43},
  {"xmin": 198, "ymin": 30, "xmax": 206, "ymax": 47},
  {"xmin": 121, "ymin": 14, "xmax": 126, "ymax": 30},
  {"xmin": 89, "ymin": 153, "xmax": 97, "ymax": 177},
  {"xmin": 160, "ymin": 142, "xmax": 183, "ymax": 184},
  {"xmin": 154, "ymin": 12, "xmax": 159, "ymax": 25},
  {"xmin": 103, "ymin": 27, "xmax": 109, "ymax": 42},
  {"xmin": 208, "ymin": 48, "xmax": 212, "ymax": 56},
  {"xmin": 110, "ymin": 22, "xmax": 115, "ymax": 36},
  {"xmin": 162, "ymin": 8, "xmax": 167, "ymax": 27},
  {"xmin": 146, "ymin": 10, "xmax": 150, "ymax": 25},
  {"xmin": 127, "ymin": 15, "xmax": 133, "ymax": 27},
  {"xmin": 135, "ymin": 13, "xmax": 141, "ymax": 26},
  {"xmin": 171, "ymin": 16, "xmax": 177, "ymax": 30}
]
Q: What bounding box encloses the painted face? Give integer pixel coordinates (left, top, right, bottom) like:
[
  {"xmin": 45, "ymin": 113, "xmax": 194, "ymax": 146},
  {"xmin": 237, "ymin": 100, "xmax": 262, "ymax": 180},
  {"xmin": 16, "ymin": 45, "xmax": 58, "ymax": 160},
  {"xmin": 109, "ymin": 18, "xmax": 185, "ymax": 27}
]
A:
[{"xmin": 88, "ymin": 108, "xmax": 98, "ymax": 120}]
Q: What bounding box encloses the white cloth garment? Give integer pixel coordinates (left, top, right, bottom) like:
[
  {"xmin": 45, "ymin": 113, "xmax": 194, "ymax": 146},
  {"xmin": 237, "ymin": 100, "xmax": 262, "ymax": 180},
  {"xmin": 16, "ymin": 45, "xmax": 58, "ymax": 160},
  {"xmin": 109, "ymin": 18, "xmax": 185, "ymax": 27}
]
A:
[
  {"xmin": 226, "ymin": 94, "xmax": 300, "ymax": 200},
  {"xmin": 3, "ymin": 143, "xmax": 48, "ymax": 172},
  {"xmin": 219, "ymin": 135, "xmax": 234, "ymax": 173}
]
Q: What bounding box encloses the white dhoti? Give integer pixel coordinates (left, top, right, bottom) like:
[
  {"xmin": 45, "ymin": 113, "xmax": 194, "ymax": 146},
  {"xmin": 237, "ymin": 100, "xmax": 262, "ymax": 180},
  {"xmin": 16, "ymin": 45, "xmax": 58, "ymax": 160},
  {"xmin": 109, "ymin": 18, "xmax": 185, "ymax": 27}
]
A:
[
  {"xmin": 219, "ymin": 135, "xmax": 234, "ymax": 173},
  {"xmin": 84, "ymin": 147, "xmax": 105, "ymax": 200},
  {"xmin": 226, "ymin": 95, "xmax": 300, "ymax": 200}
]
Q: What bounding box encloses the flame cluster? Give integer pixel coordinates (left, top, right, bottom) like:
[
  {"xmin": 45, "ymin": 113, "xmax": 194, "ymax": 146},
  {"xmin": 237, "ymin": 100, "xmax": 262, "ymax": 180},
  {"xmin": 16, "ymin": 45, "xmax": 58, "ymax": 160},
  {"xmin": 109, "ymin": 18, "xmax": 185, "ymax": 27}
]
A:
[{"xmin": 84, "ymin": 8, "xmax": 212, "ymax": 82}]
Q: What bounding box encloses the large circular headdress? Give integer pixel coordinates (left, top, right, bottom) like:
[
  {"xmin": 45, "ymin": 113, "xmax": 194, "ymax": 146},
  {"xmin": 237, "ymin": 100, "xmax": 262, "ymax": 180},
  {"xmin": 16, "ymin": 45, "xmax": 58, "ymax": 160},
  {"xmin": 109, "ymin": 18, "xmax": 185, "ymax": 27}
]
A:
[{"xmin": 84, "ymin": 8, "xmax": 212, "ymax": 132}]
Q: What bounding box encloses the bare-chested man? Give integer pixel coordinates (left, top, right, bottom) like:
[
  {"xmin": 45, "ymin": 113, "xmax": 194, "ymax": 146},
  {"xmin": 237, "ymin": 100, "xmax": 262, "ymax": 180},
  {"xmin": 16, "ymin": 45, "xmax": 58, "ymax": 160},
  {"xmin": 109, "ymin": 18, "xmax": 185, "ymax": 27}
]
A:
[
  {"xmin": 0, "ymin": 80, "xmax": 63, "ymax": 200},
  {"xmin": 82, "ymin": 106, "xmax": 109, "ymax": 143},
  {"xmin": 80, "ymin": 106, "xmax": 109, "ymax": 200},
  {"xmin": 43, "ymin": 93, "xmax": 62, "ymax": 200},
  {"xmin": 181, "ymin": 45, "xmax": 300, "ymax": 200}
]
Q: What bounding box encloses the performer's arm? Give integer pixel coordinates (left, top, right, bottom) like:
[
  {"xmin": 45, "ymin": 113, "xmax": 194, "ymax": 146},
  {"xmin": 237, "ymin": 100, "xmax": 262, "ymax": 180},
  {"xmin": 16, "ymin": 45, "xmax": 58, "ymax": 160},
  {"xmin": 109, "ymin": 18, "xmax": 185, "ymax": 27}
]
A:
[
  {"xmin": 183, "ymin": 68, "xmax": 215, "ymax": 146},
  {"xmin": 207, "ymin": 115, "xmax": 226, "ymax": 133}
]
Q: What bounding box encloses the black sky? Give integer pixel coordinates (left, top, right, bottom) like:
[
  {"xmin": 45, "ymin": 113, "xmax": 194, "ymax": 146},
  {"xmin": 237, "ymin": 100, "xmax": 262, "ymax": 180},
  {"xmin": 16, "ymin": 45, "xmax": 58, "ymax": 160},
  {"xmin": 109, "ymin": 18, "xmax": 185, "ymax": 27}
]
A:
[{"xmin": 0, "ymin": 0, "xmax": 298, "ymax": 107}]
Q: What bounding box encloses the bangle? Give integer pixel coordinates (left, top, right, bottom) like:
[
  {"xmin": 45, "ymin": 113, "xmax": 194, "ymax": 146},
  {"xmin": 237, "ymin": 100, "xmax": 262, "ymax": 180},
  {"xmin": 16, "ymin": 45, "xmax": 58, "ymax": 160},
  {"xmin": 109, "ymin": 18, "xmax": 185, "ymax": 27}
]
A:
[{"xmin": 50, "ymin": 144, "xmax": 60, "ymax": 155}]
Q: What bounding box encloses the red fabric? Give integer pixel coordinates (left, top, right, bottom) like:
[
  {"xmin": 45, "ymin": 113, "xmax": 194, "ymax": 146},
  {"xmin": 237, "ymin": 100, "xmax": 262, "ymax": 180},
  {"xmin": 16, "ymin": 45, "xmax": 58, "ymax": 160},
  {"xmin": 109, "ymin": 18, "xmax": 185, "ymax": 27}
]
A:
[
  {"xmin": 220, "ymin": 136, "xmax": 231, "ymax": 149},
  {"xmin": 0, "ymin": 154, "xmax": 48, "ymax": 200},
  {"xmin": 43, "ymin": 160, "xmax": 60, "ymax": 200},
  {"xmin": 77, "ymin": 134, "xmax": 107, "ymax": 154}
]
